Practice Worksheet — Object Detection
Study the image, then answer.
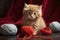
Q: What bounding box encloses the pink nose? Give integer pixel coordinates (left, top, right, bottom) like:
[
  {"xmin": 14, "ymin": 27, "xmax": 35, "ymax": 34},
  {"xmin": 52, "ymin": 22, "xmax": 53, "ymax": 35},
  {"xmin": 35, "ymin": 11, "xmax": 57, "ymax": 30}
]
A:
[{"xmin": 31, "ymin": 16, "xmax": 33, "ymax": 18}]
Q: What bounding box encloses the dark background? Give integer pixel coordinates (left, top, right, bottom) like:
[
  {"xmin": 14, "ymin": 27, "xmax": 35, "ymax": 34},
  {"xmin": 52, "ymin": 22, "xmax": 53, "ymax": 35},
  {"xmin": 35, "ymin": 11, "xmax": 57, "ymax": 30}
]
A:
[{"xmin": 0, "ymin": 0, "xmax": 12, "ymax": 18}]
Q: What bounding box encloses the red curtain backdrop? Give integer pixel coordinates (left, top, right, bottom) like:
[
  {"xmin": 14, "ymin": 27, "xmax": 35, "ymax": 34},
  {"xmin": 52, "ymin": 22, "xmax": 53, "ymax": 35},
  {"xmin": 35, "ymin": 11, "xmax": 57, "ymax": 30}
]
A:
[
  {"xmin": 0, "ymin": 0, "xmax": 60, "ymax": 27},
  {"xmin": 42, "ymin": 0, "xmax": 60, "ymax": 26}
]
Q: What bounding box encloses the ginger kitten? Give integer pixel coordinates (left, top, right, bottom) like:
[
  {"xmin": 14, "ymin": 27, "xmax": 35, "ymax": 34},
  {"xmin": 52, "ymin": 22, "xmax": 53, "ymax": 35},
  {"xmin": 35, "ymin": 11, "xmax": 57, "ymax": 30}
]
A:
[{"xmin": 23, "ymin": 3, "xmax": 46, "ymax": 35}]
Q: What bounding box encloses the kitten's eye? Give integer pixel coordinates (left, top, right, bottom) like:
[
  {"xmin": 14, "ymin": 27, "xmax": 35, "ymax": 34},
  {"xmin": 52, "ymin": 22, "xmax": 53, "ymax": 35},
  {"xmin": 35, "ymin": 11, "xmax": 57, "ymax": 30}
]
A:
[
  {"xmin": 29, "ymin": 12, "xmax": 31, "ymax": 14},
  {"xmin": 34, "ymin": 13, "xmax": 36, "ymax": 15}
]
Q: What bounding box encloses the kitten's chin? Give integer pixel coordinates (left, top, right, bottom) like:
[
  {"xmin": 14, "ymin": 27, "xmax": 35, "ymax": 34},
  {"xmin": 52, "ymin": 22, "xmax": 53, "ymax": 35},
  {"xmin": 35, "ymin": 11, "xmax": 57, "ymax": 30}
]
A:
[
  {"xmin": 28, "ymin": 17, "xmax": 34, "ymax": 20},
  {"xmin": 29, "ymin": 18, "xmax": 36, "ymax": 21},
  {"xmin": 28, "ymin": 17, "xmax": 39, "ymax": 21}
]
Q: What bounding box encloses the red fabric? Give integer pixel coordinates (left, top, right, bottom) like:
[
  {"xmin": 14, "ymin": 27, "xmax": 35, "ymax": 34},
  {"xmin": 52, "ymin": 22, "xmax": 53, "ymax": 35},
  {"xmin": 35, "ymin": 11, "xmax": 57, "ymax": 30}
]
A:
[
  {"xmin": 42, "ymin": 0, "xmax": 60, "ymax": 26},
  {"xmin": 40, "ymin": 27, "xmax": 52, "ymax": 35},
  {"xmin": 0, "ymin": 0, "xmax": 24, "ymax": 26}
]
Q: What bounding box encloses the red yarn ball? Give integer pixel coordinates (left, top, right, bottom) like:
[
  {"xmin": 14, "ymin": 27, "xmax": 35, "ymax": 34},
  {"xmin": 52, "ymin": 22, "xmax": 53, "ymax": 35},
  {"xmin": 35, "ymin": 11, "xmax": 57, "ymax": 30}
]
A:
[
  {"xmin": 21, "ymin": 26, "xmax": 34, "ymax": 36},
  {"xmin": 40, "ymin": 27, "xmax": 52, "ymax": 35}
]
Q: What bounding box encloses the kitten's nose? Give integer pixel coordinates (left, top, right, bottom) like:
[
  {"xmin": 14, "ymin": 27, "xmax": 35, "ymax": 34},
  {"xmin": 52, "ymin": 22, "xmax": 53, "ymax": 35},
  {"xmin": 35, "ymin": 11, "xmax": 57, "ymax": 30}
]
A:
[
  {"xmin": 31, "ymin": 15, "xmax": 33, "ymax": 18},
  {"xmin": 31, "ymin": 16, "xmax": 33, "ymax": 18},
  {"xmin": 32, "ymin": 14, "xmax": 34, "ymax": 16}
]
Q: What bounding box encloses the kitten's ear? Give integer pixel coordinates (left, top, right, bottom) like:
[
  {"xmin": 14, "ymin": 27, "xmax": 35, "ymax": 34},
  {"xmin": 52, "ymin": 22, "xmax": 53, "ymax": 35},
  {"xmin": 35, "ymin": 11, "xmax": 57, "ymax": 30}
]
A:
[
  {"xmin": 25, "ymin": 3, "xmax": 29, "ymax": 8},
  {"xmin": 38, "ymin": 5, "xmax": 42, "ymax": 10},
  {"xmin": 38, "ymin": 5, "xmax": 42, "ymax": 16},
  {"xmin": 24, "ymin": 3, "xmax": 29, "ymax": 10},
  {"xmin": 25, "ymin": 3, "xmax": 28, "ymax": 7}
]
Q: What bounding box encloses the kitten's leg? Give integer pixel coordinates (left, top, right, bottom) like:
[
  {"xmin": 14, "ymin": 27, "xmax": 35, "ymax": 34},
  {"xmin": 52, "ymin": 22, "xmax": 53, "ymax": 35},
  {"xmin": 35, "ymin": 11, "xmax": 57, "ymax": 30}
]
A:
[
  {"xmin": 33, "ymin": 24, "xmax": 39, "ymax": 35},
  {"xmin": 39, "ymin": 17, "xmax": 46, "ymax": 29}
]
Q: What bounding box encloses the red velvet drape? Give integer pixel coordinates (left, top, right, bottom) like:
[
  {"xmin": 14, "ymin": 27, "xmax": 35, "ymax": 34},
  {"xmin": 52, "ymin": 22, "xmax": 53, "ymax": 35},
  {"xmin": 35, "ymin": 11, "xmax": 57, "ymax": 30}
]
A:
[
  {"xmin": 42, "ymin": 0, "xmax": 60, "ymax": 26},
  {"xmin": 0, "ymin": 0, "xmax": 60, "ymax": 27}
]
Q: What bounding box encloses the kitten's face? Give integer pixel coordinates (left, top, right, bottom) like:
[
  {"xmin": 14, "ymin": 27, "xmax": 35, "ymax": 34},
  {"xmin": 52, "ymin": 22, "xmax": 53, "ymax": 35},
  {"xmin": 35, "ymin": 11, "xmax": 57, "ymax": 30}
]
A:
[{"xmin": 23, "ymin": 4, "xmax": 42, "ymax": 20}]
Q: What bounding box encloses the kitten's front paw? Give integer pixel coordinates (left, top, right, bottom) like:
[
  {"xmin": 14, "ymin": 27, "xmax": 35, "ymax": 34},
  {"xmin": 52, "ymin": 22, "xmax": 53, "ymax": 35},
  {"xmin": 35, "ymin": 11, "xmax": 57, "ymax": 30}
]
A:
[
  {"xmin": 33, "ymin": 32, "xmax": 37, "ymax": 35},
  {"xmin": 33, "ymin": 31, "xmax": 37, "ymax": 35}
]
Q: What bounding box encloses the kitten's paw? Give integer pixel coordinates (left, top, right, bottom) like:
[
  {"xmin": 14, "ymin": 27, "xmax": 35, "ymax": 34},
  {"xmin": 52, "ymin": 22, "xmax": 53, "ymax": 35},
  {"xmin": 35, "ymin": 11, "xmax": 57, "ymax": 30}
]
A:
[
  {"xmin": 33, "ymin": 32, "xmax": 36, "ymax": 35},
  {"xmin": 33, "ymin": 31, "xmax": 37, "ymax": 35}
]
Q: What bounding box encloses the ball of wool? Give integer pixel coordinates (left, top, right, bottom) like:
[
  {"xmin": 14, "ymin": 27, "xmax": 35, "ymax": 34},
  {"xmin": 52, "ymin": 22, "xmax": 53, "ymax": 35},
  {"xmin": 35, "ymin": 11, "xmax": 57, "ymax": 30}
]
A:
[
  {"xmin": 0, "ymin": 24, "xmax": 18, "ymax": 35},
  {"xmin": 21, "ymin": 26, "xmax": 34, "ymax": 36},
  {"xmin": 49, "ymin": 21, "xmax": 60, "ymax": 32}
]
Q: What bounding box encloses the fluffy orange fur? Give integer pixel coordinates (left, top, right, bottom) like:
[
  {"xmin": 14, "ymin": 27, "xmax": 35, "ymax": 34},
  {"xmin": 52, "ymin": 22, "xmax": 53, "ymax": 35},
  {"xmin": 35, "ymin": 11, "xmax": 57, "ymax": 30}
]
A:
[{"xmin": 23, "ymin": 3, "xmax": 46, "ymax": 35}]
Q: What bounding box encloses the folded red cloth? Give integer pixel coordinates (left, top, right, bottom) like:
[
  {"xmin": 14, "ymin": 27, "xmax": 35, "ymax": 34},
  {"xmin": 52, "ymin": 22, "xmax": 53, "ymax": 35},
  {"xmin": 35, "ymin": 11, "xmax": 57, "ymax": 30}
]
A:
[{"xmin": 40, "ymin": 27, "xmax": 52, "ymax": 35}]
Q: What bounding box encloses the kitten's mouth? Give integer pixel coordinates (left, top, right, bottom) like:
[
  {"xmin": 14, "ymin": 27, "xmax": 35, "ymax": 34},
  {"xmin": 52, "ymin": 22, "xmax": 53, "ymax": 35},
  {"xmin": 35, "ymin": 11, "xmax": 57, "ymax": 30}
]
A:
[
  {"xmin": 29, "ymin": 18, "xmax": 35, "ymax": 20},
  {"xmin": 28, "ymin": 18, "xmax": 35, "ymax": 21},
  {"xmin": 28, "ymin": 17, "xmax": 35, "ymax": 20},
  {"xmin": 28, "ymin": 16, "xmax": 39, "ymax": 21}
]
